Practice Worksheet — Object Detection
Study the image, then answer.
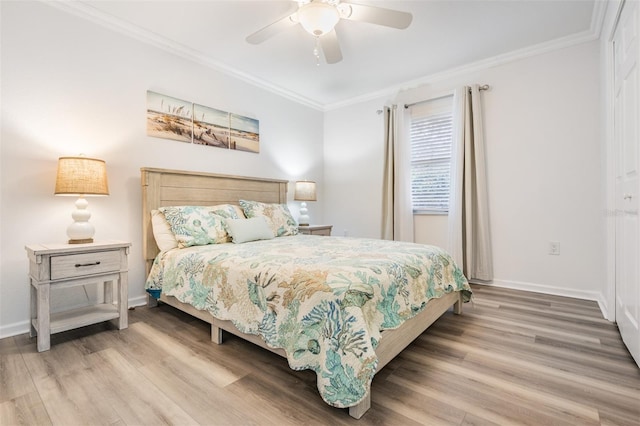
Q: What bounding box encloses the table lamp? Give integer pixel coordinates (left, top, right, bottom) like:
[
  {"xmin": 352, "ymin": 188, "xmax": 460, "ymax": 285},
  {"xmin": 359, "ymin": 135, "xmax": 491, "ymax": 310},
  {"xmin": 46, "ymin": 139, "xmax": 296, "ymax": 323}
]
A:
[
  {"xmin": 294, "ymin": 180, "xmax": 317, "ymax": 226},
  {"xmin": 54, "ymin": 156, "xmax": 109, "ymax": 244}
]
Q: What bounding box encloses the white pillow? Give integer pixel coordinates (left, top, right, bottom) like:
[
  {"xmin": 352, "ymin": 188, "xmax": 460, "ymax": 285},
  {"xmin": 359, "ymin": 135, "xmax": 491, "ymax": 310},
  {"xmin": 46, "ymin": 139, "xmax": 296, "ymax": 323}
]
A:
[
  {"xmin": 225, "ymin": 217, "xmax": 275, "ymax": 244},
  {"xmin": 151, "ymin": 209, "xmax": 179, "ymax": 252}
]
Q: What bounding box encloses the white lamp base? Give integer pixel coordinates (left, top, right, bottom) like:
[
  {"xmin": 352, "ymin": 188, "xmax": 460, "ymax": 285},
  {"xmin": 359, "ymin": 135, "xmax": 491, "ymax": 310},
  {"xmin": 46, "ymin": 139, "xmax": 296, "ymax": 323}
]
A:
[
  {"xmin": 67, "ymin": 197, "xmax": 95, "ymax": 244},
  {"xmin": 298, "ymin": 201, "xmax": 310, "ymax": 226}
]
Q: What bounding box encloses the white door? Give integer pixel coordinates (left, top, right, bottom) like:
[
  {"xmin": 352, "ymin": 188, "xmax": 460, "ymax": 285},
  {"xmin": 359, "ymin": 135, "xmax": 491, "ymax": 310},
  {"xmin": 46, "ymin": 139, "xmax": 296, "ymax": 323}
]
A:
[{"xmin": 613, "ymin": 0, "xmax": 640, "ymax": 367}]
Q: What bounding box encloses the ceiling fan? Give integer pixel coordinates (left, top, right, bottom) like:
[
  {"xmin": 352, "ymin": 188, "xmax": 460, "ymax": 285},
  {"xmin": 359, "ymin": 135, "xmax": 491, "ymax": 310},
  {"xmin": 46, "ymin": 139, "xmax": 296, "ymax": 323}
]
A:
[{"xmin": 246, "ymin": 0, "xmax": 413, "ymax": 64}]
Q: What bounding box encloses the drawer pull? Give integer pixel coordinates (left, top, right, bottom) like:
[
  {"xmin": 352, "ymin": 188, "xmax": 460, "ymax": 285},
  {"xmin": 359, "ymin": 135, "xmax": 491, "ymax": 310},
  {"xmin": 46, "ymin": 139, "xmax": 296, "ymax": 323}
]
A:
[{"xmin": 75, "ymin": 261, "xmax": 101, "ymax": 268}]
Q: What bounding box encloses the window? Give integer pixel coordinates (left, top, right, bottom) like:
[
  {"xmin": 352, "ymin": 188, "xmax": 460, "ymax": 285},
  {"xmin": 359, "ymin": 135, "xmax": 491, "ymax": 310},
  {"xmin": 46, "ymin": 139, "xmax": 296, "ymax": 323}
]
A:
[{"xmin": 409, "ymin": 96, "xmax": 454, "ymax": 214}]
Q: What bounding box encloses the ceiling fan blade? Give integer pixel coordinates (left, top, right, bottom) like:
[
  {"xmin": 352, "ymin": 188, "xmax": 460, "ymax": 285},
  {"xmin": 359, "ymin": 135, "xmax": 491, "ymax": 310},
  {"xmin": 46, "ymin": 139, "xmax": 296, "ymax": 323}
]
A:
[
  {"xmin": 320, "ymin": 29, "xmax": 342, "ymax": 64},
  {"xmin": 246, "ymin": 13, "xmax": 298, "ymax": 44},
  {"xmin": 339, "ymin": 2, "xmax": 413, "ymax": 29}
]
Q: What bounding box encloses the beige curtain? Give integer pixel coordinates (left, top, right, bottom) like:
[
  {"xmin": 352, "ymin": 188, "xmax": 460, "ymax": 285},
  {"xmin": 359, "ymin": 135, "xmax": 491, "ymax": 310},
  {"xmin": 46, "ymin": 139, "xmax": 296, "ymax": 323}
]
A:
[
  {"xmin": 382, "ymin": 105, "xmax": 414, "ymax": 242},
  {"xmin": 448, "ymin": 85, "xmax": 493, "ymax": 281},
  {"xmin": 382, "ymin": 106, "xmax": 396, "ymax": 240}
]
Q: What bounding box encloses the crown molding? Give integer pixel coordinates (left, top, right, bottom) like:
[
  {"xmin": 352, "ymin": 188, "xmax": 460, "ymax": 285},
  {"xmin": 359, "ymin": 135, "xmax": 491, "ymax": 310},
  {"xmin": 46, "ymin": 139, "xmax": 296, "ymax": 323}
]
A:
[
  {"xmin": 589, "ymin": 0, "xmax": 609, "ymax": 40},
  {"xmin": 325, "ymin": 0, "xmax": 608, "ymax": 111},
  {"xmin": 44, "ymin": 0, "xmax": 325, "ymax": 111},
  {"xmin": 325, "ymin": 23, "xmax": 603, "ymax": 111}
]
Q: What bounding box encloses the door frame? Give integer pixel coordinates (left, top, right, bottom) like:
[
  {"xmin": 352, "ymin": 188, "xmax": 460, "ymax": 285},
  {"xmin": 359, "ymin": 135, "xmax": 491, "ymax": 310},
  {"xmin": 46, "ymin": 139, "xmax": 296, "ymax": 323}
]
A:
[{"xmin": 605, "ymin": 0, "xmax": 627, "ymax": 323}]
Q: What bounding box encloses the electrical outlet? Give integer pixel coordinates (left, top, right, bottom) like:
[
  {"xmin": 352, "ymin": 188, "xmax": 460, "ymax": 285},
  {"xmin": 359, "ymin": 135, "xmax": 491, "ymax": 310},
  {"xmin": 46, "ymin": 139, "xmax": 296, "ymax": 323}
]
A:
[
  {"xmin": 549, "ymin": 241, "xmax": 560, "ymax": 255},
  {"xmin": 343, "ymin": 229, "xmax": 349, "ymax": 237}
]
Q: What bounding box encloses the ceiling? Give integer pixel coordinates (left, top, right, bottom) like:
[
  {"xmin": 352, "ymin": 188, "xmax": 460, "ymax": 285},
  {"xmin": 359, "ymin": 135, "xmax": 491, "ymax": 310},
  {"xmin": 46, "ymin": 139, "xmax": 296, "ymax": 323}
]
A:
[{"xmin": 67, "ymin": 0, "xmax": 602, "ymax": 110}]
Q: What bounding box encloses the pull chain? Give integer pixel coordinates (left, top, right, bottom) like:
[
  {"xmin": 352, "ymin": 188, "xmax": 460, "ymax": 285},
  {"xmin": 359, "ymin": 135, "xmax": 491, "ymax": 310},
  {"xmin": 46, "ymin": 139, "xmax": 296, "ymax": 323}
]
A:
[{"xmin": 313, "ymin": 36, "xmax": 321, "ymax": 66}]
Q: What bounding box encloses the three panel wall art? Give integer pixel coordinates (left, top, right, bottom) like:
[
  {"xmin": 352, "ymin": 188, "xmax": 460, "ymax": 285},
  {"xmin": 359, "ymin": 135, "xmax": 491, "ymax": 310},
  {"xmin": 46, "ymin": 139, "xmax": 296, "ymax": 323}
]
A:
[{"xmin": 146, "ymin": 91, "xmax": 259, "ymax": 153}]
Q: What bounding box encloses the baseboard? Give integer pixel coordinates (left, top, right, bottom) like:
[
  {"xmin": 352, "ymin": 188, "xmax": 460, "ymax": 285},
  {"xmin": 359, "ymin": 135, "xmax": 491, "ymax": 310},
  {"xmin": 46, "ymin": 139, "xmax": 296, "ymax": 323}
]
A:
[
  {"xmin": 0, "ymin": 294, "xmax": 151, "ymax": 339},
  {"xmin": 128, "ymin": 295, "xmax": 148, "ymax": 309},
  {"xmin": 0, "ymin": 320, "xmax": 31, "ymax": 340},
  {"xmin": 471, "ymin": 279, "xmax": 611, "ymax": 321},
  {"xmin": 593, "ymin": 292, "xmax": 611, "ymax": 321}
]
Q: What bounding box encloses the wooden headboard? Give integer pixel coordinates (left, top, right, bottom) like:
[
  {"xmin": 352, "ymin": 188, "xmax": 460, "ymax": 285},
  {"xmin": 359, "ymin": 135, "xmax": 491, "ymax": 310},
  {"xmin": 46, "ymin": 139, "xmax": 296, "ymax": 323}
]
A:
[{"xmin": 141, "ymin": 167, "xmax": 288, "ymax": 273}]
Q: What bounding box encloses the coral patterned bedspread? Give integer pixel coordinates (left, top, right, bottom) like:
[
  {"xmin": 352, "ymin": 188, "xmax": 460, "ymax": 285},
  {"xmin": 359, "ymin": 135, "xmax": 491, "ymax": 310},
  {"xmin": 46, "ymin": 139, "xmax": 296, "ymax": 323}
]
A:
[{"xmin": 146, "ymin": 235, "xmax": 471, "ymax": 408}]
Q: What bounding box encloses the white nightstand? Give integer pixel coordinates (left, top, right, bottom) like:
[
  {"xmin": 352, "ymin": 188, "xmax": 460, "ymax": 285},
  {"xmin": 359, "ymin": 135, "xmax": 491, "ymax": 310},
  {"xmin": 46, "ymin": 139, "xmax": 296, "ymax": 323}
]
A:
[
  {"xmin": 25, "ymin": 240, "xmax": 131, "ymax": 352},
  {"xmin": 298, "ymin": 225, "xmax": 333, "ymax": 236}
]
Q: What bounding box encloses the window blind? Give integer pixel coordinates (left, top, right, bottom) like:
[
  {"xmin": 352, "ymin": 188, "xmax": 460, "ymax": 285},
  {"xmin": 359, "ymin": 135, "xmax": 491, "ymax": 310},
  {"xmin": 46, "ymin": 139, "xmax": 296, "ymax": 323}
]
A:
[{"xmin": 409, "ymin": 96, "xmax": 454, "ymax": 213}]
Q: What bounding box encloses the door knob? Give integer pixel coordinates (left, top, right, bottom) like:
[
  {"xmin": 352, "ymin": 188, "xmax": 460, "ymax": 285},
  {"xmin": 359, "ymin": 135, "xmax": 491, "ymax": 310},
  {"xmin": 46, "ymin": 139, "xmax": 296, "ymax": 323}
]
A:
[{"xmin": 623, "ymin": 194, "xmax": 633, "ymax": 200}]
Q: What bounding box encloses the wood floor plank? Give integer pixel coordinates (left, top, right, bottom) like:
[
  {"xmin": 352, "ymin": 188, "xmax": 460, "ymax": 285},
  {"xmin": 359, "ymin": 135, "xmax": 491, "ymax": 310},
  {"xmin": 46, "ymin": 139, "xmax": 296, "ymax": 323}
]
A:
[
  {"xmin": 84, "ymin": 348, "xmax": 199, "ymax": 425},
  {"xmin": 460, "ymin": 412, "xmax": 501, "ymax": 426},
  {"xmin": 0, "ymin": 391, "xmax": 51, "ymax": 426},
  {"xmin": 387, "ymin": 362, "xmax": 552, "ymax": 426},
  {"xmin": 32, "ymin": 366, "xmax": 122, "ymax": 425},
  {"xmin": 17, "ymin": 335, "xmax": 91, "ymax": 381},
  {"xmin": 398, "ymin": 350, "xmax": 601, "ymax": 424},
  {"xmin": 224, "ymin": 372, "xmax": 351, "ymax": 425},
  {"xmin": 469, "ymin": 301, "xmax": 626, "ymax": 345},
  {"xmin": 436, "ymin": 317, "xmax": 639, "ymax": 378},
  {"xmin": 430, "ymin": 322, "xmax": 640, "ymax": 389},
  {"xmin": 131, "ymin": 322, "xmax": 245, "ymax": 388},
  {"xmin": 71, "ymin": 322, "xmax": 172, "ymax": 369},
  {"xmin": 423, "ymin": 331, "xmax": 640, "ymax": 396},
  {"xmin": 2, "ymin": 284, "xmax": 638, "ymax": 425},
  {"xmin": 139, "ymin": 358, "xmax": 261, "ymax": 425},
  {"xmin": 461, "ymin": 350, "xmax": 640, "ymax": 419},
  {"xmin": 370, "ymin": 378, "xmax": 465, "ymax": 426},
  {"xmin": 0, "ymin": 337, "xmax": 37, "ymax": 403}
]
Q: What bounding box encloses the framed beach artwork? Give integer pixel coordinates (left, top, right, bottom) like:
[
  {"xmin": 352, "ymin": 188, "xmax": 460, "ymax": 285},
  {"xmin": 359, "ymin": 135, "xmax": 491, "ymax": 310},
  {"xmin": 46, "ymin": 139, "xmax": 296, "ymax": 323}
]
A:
[
  {"xmin": 146, "ymin": 90, "xmax": 259, "ymax": 153},
  {"xmin": 193, "ymin": 104, "xmax": 230, "ymax": 149},
  {"xmin": 230, "ymin": 113, "xmax": 260, "ymax": 153},
  {"xmin": 146, "ymin": 91, "xmax": 193, "ymax": 143}
]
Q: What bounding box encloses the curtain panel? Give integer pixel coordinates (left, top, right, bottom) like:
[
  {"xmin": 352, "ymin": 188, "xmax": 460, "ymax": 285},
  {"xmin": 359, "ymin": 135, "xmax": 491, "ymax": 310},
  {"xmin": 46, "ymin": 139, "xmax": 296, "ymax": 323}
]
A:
[
  {"xmin": 381, "ymin": 105, "xmax": 414, "ymax": 242},
  {"xmin": 448, "ymin": 85, "xmax": 494, "ymax": 281},
  {"xmin": 381, "ymin": 106, "xmax": 395, "ymax": 240}
]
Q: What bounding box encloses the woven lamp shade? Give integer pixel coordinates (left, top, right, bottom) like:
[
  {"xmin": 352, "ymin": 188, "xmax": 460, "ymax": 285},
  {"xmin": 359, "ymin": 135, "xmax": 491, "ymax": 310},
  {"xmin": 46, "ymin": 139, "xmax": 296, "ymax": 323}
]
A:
[
  {"xmin": 294, "ymin": 181, "xmax": 317, "ymax": 201},
  {"xmin": 54, "ymin": 157, "xmax": 109, "ymax": 196}
]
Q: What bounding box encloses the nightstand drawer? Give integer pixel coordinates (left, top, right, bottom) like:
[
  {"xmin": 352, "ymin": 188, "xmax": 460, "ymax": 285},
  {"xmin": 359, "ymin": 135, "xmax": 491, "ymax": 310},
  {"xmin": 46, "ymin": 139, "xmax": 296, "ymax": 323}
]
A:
[
  {"xmin": 50, "ymin": 250, "xmax": 120, "ymax": 280},
  {"xmin": 310, "ymin": 228, "xmax": 331, "ymax": 236},
  {"xmin": 298, "ymin": 225, "xmax": 332, "ymax": 236}
]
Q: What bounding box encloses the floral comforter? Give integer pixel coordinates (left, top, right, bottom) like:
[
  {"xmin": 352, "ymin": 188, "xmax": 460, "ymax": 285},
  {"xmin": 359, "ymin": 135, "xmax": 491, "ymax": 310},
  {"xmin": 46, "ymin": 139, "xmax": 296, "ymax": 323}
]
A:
[{"xmin": 146, "ymin": 235, "xmax": 471, "ymax": 408}]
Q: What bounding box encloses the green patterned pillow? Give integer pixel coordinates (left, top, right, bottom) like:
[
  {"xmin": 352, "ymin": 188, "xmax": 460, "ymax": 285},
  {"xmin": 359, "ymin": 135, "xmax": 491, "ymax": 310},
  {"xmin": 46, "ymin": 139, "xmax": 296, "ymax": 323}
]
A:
[
  {"xmin": 159, "ymin": 205, "xmax": 240, "ymax": 248},
  {"xmin": 239, "ymin": 200, "xmax": 298, "ymax": 237},
  {"xmin": 209, "ymin": 204, "xmax": 242, "ymax": 220}
]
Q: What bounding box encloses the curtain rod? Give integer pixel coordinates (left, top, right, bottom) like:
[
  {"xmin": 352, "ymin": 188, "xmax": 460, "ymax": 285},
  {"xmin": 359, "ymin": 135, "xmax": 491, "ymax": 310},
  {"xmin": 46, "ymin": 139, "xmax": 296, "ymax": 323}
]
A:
[{"xmin": 403, "ymin": 84, "xmax": 490, "ymax": 109}]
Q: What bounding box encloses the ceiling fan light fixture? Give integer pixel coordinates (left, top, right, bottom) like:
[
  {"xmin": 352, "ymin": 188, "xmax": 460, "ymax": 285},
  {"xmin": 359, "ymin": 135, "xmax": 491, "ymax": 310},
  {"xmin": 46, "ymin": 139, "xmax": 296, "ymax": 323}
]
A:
[{"xmin": 297, "ymin": 2, "xmax": 340, "ymax": 37}]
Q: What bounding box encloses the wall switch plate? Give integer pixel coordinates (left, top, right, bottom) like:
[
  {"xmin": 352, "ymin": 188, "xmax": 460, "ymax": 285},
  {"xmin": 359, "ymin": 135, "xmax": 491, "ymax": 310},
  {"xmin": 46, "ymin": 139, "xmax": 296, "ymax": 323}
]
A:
[{"xmin": 549, "ymin": 241, "xmax": 560, "ymax": 255}]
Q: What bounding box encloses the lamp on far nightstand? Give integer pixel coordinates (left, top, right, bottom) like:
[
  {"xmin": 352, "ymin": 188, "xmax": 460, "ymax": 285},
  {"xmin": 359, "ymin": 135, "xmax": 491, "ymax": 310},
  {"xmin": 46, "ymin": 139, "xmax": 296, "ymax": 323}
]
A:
[
  {"xmin": 54, "ymin": 156, "xmax": 109, "ymax": 244},
  {"xmin": 294, "ymin": 180, "xmax": 316, "ymax": 226}
]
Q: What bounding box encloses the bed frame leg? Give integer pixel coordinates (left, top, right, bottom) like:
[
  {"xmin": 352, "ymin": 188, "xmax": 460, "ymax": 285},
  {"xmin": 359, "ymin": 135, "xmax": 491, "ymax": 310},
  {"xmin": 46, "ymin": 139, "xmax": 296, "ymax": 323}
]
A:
[
  {"xmin": 211, "ymin": 324, "xmax": 223, "ymax": 344},
  {"xmin": 147, "ymin": 294, "xmax": 158, "ymax": 308},
  {"xmin": 453, "ymin": 292, "xmax": 463, "ymax": 315},
  {"xmin": 348, "ymin": 393, "xmax": 371, "ymax": 419}
]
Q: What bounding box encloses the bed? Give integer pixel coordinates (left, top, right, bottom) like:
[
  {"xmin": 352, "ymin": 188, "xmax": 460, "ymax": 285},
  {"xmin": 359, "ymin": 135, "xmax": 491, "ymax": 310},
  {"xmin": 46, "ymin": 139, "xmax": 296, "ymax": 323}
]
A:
[{"xmin": 141, "ymin": 167, "xmax": 471, "ymax": 419}]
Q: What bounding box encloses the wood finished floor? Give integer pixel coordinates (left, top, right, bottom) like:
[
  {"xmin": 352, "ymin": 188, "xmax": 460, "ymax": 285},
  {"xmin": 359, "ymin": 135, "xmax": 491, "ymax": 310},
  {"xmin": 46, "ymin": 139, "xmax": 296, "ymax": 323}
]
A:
[{"xmin": 1, "ymin": 284, "xmax": 639, "ymax": 425}]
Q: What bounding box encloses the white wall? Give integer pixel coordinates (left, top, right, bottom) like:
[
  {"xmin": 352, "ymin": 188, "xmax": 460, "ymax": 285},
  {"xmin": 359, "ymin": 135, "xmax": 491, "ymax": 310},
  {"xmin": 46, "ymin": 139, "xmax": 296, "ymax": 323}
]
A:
[
  {"xmin": 323, "ymin": 99, "xmax": 385, "ymax": 239},
  {"xmin": 0, "ymin": 1, "xmax": 324, "ymax": 337},
  {"xmin": 324, "ymin": 41, "xmax": 606, "ymax": 304}
]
